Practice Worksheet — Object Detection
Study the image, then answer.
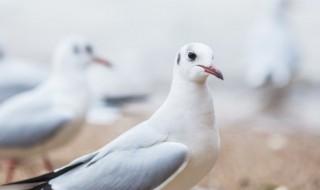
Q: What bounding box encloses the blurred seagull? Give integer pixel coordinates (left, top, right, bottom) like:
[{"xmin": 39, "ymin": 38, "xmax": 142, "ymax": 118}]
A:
[
  {"xmin": 0, "ymin": 37, "xmax": 111, "ymax": 183},
  {"xmin": 0, "ymin": 43, "xmax": 48, "ymax": 103},
  {"xmin": 245, "ymin": 0, "xmax": 300, "ymax": 112},
  {"xmin": 246, "ymin": 0, "xmax": 299, "ymax": 88},
  {"xmin": 0, "ymin": 43, "xmax": 223, "ymax": 190}
]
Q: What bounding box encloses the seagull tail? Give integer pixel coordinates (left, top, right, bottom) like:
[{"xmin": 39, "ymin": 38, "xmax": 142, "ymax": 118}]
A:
[
  {"xmin": 0, "ymin": 173, "xmax": 52, "ymax": 190},
  {"xmin": 31, "ymin": 183, "xmax": 52, "ymax": 190},
  {"xmin": 0, "ymin": 182, "xmax": 52, "ymax": 190},
  {"xmin": 0, "ymin": 162, "xmax": 83, "ymax": 190}
]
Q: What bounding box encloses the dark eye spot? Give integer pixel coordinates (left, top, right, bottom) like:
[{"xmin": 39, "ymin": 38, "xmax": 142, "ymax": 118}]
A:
[
  {"xmin": 85, "ymin": 45, "xmax": 93, "ymax": 54},
  {"xmin": 177, "ymin": 53, "xmax": 181, "ymax": 65},
  {"xmin": 73, "ymin": 46, "xmax": 80, "ymax": 54},
  {"xmin": 187, "ymin": 52, "xmax": 197, "ymax": 61}
]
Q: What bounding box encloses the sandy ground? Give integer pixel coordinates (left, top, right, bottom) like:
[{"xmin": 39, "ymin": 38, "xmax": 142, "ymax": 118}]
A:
[{"xmin": 1, "ymin": 112, "xmax": 319, "ymax": 190}]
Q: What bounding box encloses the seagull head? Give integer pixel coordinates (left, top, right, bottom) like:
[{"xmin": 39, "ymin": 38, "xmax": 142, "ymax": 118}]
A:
[
  {"xmin": 174, "ymin": 43, "xmax": 223, "ymax": 83},
  {"xmin": 53, "ymin": 36, "xmax": 111, "ymax": 72},
  {"xmin": 271, "ymin": 0, "xmax": 290, "ymax": 15}
]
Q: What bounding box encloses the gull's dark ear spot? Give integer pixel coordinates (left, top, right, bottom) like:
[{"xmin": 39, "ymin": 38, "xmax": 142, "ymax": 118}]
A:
[
  {"xmin": 73, "ymin": 46, "xmax": 80, "ymax": 54},
  {"xmin": 177, "ymin": 53, "xmax": 181, "ymax": 65}
]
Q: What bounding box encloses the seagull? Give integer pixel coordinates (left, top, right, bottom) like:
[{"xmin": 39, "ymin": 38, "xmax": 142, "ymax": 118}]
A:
[
  {"xmin": 0, "ymin": 37, "xmax": 111, "ymax": 183},
  {"xmin": 246, "ymin": 0, "xmax": 299, "ymax": 89},
  {"xmin": 0, "ymin": 43, "xmax": 48, "ymax": 103},
  {"xmin": 245, "ymin": 0, "xmax": 300, "ymax": 112},
  {"xmin": 0, "ymin": 43, "xmax": 223, "ymax": 190}
]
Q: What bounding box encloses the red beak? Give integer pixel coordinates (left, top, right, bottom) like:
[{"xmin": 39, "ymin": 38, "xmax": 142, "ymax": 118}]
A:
[
  {"xmin": 93, "ymin": 57, "xmax": 112, "ymax": 67},
  {"xmin": 197, "ymin": 65, "xmax": 224, "ymax": 80}
]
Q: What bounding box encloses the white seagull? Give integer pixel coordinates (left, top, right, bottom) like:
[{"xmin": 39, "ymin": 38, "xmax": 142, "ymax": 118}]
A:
[
  {"xmin": 0, "ymin": 37, "xmax": 111, "ymax": 183},
  {"xmin": 0, "ymin": 43, "xmax": 223, "ymax": 190},
  {"xmin": 245, "ymin": 0, "xmax": 300, "ymax": 112},
  {"xmin": 0, "ymin": 43, "xmax": 48, "ymax": 103},
  {"xmin": 246, "ymin": 0, "xmax": 299, "ymax": 89}
]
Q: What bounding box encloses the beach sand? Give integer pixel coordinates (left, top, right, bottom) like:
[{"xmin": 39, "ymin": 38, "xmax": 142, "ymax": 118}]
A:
[{"xmin": 1, "ymin": 113, "xmax": 319, "ymax": 190}]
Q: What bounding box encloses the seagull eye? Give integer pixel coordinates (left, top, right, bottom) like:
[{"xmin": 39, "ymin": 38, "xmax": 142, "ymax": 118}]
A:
[
  {"xmin": 187, "ymin": 52, "xmax": 197, "ymax": 61},
  {"xmin": 85, "ymin": 45, "xmax": 93, "ymax": 54}
]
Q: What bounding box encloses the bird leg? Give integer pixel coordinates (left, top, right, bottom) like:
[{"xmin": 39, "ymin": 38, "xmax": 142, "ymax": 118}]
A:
[
  {"xmin": 42, "ymin": 156, "xmax": 53, "ymax": 172},
  {"xmin": 4, "ymin": 159, "xmax": 17, "ymax": 183}
]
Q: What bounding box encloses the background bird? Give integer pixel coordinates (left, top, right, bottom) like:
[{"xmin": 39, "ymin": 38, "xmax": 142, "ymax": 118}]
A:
[
  {"xmin": 245, "ymin": 0, "xmax": 300, "ymax": 113},
  {"xmin": 0, "ymin": 37, "xmax": 111, "ymax": 183},
  {"xmin": 0, "ymin": 42, "xmax": 223, "ymax": 190},
  {"xmin": 0, "ymin": 40, "xmax": 144, "ymax": 125},
  {"xmin": 0, "ymin": 42, "xmax": 48, "ymax": 103}
]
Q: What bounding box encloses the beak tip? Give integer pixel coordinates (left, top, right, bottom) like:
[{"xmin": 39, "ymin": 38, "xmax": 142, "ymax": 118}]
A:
[
  {"xmin": 93, "ymin": 57, "xmax": 112, "ymax": 68},
  {"xmin": 218, "ymin": 73, "xmax": 224, "ymax": 80},
  {"xmin": 215, "ymin": 70, "xmax": 224, "ymax": 80}
]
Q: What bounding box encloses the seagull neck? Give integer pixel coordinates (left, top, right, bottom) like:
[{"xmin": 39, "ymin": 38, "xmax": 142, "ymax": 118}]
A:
[
  {"xmin": 50, "ymin": 64, "xmax": 87, "ymax": 83},
  {"xmin": 150, "ymin": 73, "xmax": 215, "ymax": 133},
  {"xmin": 170, "ymin": 74, "xmax": 207, "ymax": 97},
  {"xmin": 47, "ymin": 69, "xmax": 90, "ymax": 115},
  {"xmin": 48, "ymin": 65, "xmax": 89, "ymax": 98},
  {"xmin": 160, "ymin": 74, "xmax": 212, "ymax": 113}
]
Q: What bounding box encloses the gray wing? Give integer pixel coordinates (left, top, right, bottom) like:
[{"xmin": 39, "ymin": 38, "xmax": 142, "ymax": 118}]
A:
[
  {"xmin": 51, "ymin": 142, "xmax": 189, "ymax": 190},
  {"xmin": 0, "ymin": 63, "xmax": 45, "ymax": 103},
  {"xmin": 0, "ymin": 83, "xmax": 38, "ymax": 103},
  {"xmin": 0, "ymin": 97, "xmax": 72, "ymax": 148},
  {"xmin": 0, "ymin": 152, "xmax": 98, "ymax": 190}
]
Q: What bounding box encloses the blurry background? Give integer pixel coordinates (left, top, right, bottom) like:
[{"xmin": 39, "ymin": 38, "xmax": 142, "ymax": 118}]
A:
[{"xmin": 0, "ymin": 0, "xmax": 319, "ymax": 190}]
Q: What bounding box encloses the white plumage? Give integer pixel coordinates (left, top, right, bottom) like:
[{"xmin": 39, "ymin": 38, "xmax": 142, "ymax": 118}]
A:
[
  {"xmin": 0, "ymin": 37, "xmax": 110, "ymax": 183},
  {"xmin": 1, "ymin": 43, "xmax": 223, "ymax": 190}
]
